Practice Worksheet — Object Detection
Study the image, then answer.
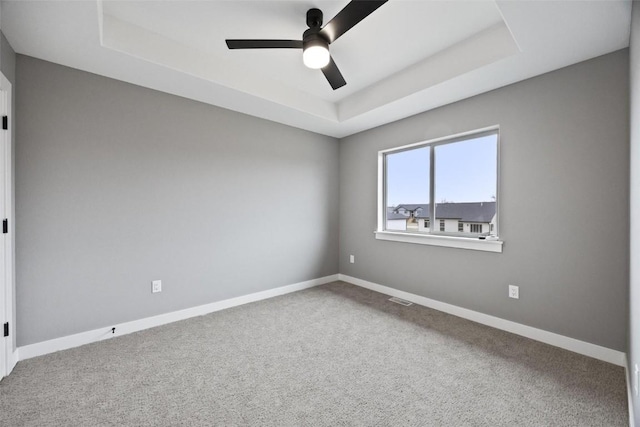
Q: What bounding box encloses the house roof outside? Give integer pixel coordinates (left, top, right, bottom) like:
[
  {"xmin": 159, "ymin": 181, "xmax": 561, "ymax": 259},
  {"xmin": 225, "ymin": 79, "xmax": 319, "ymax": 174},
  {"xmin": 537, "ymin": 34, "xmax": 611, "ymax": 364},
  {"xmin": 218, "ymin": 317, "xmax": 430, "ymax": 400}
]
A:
[
  {"xmin": 386, "ymin": 207, "xmax": 409, "ymax": 221},
  {"xmin": 393, "ymin": 202, "xmax": 496, "ymax": 223},
  {"xmin": 395, "ymin": 204, "xmax": 428, "ymax": 212}
]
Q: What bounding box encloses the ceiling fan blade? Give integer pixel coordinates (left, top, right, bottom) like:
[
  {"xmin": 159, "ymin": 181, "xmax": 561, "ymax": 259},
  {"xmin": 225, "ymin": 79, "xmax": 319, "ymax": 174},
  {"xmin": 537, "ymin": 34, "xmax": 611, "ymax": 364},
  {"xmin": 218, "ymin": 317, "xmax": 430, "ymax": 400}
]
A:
[
  {"xmin": 226, "ymin": 40, "xmax": 303, "ymax": 49},
  {"xmin": 319, "ymin": 0, "xmax": 388, "ymax": 44},
  {"xmin": 322, "ymin": 56, "xmax": 347, "ymax": 90}
]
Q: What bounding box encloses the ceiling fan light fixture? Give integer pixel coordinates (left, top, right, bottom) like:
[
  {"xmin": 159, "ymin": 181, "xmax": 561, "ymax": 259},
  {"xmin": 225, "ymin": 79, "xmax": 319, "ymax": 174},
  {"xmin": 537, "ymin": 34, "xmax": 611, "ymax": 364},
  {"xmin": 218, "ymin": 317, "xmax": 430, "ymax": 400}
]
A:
[
  {"xmin": 302, "ymin": 34, "xmax": 330, "ymax": 69},
  {"xmin": 303, "ymin": 45, "xmax": 330, "ymax": 69}
]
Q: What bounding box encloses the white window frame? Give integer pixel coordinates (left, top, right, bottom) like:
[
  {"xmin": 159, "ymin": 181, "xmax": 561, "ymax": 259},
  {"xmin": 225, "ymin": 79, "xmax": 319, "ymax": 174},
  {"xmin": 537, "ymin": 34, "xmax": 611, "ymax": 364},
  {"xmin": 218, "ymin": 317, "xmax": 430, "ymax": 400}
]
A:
[{"xmin": 375, "ymin": 126, "xmax": 503, "ymax": 253}]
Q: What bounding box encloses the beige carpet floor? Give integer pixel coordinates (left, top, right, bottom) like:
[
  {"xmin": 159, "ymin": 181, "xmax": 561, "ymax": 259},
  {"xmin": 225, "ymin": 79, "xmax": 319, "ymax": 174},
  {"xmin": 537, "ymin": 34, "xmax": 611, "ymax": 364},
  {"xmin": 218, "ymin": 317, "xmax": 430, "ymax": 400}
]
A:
[{"xmin": 0, "ymin": 281, "xmax": 628, "ymax": 426}]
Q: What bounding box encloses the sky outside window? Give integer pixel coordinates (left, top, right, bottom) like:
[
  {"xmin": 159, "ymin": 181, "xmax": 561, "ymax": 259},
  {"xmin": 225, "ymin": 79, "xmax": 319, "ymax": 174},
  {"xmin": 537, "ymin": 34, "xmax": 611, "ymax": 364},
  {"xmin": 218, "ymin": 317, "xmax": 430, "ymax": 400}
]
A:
[
  {"xmin": 434, "ymin": 135, "xmax": 497, "ymax": 204},
  {"xmin": 386, "ymin": 146, "xmax": 429, "ymax": 207},
  {"xmin": 386, "ymin": 134, "xmax": 497, "ymax": 206}
]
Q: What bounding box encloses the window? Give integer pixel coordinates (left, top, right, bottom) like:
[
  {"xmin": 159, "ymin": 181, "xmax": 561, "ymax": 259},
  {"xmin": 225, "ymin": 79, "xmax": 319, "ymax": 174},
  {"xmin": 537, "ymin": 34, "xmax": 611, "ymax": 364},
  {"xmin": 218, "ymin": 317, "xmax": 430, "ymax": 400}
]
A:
[{"xmin": 377, "ymin": 127, "xmax": 502, "ymax": 252}]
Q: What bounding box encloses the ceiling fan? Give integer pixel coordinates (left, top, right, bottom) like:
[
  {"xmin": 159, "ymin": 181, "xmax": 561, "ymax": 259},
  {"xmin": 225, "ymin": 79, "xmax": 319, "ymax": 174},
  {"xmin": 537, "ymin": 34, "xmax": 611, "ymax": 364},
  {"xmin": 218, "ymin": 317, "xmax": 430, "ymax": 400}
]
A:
[{"xmin": 225, "ymin": 1, "xmax": 388, "ymax": 90}]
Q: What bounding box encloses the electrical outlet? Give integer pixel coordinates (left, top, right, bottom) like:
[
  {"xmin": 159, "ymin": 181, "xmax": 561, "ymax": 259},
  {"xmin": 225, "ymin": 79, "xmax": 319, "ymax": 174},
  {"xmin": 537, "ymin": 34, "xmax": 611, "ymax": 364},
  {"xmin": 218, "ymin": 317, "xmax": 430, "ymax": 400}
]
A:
[
  {"xmin": 349, "ymin": 254, "xmax": 355, "ymax": 264},
  {"xmin": 635, "ymin": 364, "xmax": 639, "ymax": 397},
  {"xmin": 508, "ymin": 285, "xmax": 519, "ymax": 299},
  {"xmin": 152, "ymin": 280, "xmax": 162, "ymax": 293}
]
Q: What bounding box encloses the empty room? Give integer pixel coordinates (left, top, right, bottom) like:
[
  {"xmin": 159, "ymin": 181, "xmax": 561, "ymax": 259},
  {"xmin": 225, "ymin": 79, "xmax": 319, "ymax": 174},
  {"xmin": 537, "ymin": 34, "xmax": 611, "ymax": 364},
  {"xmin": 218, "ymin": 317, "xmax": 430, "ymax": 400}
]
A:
[{"xmin": 0, "ymin": 0, "xmax": 639, "ymax": 425}]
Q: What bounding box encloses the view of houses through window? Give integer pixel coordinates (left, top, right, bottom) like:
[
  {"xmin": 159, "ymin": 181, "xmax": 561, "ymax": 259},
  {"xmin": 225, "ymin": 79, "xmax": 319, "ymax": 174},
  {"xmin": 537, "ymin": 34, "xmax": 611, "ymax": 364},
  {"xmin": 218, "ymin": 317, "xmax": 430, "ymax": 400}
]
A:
[{"xmin": 384, "ymin": 129, "xmax": 498, "ymax": 237}]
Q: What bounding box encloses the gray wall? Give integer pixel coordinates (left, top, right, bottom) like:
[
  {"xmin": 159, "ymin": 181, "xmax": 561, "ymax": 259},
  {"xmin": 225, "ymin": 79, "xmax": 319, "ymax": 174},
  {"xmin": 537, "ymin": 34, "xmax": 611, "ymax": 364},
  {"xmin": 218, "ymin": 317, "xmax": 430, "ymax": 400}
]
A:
[
  {"xmin": 1, "ymin": 31, "xmax": 15, "ymax": 84},
  {"xmin": 15, "ymin": 55, "xmax": 339, "ymax": 346},
  {"xmin": 339, "ymin": 50, "xmax": 629, "ymax": 351},
  {"xmin": 629, "ymin": 2, "xmax": 640, "ymax": 424}
]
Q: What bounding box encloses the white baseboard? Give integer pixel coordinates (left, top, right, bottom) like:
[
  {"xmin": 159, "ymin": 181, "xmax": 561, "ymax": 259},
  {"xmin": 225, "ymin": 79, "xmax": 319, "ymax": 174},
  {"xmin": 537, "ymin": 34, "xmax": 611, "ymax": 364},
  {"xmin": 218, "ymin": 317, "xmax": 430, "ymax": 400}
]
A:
[
  {"xmin": 338, "ymin": 274, "xmax": 626, "ymax": 367},
  {"xmin": 626, "ymin": 355, "xmax": 637, "ymax": 427},
  {"xmin": 18, "ymin": 274, "xmax": 339, "ymax": 361}
]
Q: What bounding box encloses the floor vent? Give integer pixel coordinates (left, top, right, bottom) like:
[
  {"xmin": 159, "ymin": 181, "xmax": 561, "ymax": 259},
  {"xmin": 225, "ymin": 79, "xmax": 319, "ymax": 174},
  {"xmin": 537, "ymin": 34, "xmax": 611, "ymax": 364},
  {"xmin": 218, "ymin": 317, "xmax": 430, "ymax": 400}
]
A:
[{"xmin": 389, "ymin": 297, "xmax": 413, "ymax": 306}]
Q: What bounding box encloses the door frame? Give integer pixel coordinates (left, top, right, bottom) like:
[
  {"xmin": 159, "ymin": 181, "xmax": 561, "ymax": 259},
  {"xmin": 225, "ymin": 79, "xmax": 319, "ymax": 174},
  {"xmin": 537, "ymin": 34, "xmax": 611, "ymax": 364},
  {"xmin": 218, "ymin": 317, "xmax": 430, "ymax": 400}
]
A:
[{"xmin": 0, "ymin": 71, "xmax": 16, "ymax": 380}]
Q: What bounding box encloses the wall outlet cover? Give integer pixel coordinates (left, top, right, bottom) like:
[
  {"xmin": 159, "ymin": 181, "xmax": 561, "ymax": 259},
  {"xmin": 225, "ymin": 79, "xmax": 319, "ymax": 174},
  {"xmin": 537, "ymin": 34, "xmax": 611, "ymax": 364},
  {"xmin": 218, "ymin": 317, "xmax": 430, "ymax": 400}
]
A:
[
  {"xmin": 152, "ymin": 280, "xmax": 162, "ymax": 293},
  {"xmin": 508, "ymin": 285, "xmax": 519, "ymax": 299}
]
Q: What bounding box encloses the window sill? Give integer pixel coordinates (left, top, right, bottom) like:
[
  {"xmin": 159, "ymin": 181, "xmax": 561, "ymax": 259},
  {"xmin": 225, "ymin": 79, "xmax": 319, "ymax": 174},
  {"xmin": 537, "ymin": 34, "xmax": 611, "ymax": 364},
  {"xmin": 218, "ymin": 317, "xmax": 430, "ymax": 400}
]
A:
[{"xmin": 374, "ymin": 230, "xmax": 503, "ymax": 253}]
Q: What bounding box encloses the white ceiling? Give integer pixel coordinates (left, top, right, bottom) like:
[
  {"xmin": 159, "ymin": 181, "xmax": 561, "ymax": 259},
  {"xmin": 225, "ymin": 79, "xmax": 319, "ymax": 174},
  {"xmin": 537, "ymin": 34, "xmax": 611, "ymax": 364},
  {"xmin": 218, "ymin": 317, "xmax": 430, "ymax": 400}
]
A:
[{"xmin": 0, "ymin": 0, "xmax": 632, "ymax": 138}]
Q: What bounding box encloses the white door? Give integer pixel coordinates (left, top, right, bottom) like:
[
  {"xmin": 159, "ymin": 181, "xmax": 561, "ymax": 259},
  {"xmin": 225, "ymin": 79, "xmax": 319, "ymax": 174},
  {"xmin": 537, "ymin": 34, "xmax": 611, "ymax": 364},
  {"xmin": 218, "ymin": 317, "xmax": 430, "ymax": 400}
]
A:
[{"xmin": 0, "ymin": 71, "xmax": 15, "ymax": 380}]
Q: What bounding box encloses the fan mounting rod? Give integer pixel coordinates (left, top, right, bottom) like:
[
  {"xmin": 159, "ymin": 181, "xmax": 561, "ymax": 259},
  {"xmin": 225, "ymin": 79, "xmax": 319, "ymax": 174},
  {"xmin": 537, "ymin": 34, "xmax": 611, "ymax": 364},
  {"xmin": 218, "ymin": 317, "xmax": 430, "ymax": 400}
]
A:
[{"xmin": 306, "ymin": 8, "xmax": 323, "ymax": 28}]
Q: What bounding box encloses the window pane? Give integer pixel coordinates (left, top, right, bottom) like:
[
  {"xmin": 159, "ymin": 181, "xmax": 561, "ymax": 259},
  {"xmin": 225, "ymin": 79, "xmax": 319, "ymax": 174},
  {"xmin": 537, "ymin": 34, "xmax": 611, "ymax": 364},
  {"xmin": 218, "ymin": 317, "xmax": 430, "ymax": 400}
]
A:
[
  {"xmin": 385, "ymin": 147, "xmax": 430, "ymax": 232},
  {"xmin": 434, "ymin": 134, "xmax": 497, "ymax": 235}
]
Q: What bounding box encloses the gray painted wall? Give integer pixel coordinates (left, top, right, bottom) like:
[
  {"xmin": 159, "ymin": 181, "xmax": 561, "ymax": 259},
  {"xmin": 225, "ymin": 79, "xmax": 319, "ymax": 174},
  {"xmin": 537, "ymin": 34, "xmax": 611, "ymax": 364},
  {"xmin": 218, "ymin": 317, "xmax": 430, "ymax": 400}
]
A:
[
  {"xmin": 1, "ymin": 31, "xmax": 15, "ymax": 83},
  {"xmin": 339, "ymin": 50, "xmax": 629, "ymax": 351},
  {"xmin": 15, "ymin": 55, "xmax": 339, "ymax": 346},
  {"xmin": 629, "ymin": 2, "xmax": 640, "ymax": 424}
]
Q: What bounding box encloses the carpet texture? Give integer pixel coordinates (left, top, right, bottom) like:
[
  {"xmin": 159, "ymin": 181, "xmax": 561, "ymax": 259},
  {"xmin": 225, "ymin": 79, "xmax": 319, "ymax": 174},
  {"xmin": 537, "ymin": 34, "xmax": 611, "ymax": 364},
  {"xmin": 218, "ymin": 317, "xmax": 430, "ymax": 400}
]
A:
[{"xmin": 0, "ymin": 282, "xmax": 628, "ymax": 426}]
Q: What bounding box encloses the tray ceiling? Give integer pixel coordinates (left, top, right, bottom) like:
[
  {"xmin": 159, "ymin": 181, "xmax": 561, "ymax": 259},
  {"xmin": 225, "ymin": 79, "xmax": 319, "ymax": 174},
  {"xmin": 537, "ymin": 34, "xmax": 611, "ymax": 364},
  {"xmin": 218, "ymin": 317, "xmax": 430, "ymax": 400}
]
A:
[{"xmin": 1, "ymin": 0, "xmax": 632, "ymax": 137}]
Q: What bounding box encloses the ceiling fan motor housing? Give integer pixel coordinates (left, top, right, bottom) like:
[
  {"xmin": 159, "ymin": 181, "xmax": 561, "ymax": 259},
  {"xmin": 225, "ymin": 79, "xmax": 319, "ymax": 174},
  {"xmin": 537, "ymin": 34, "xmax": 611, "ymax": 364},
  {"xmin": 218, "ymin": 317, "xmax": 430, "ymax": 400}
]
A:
[{"xmin": 303, "ymin": 29, "xmax": 329, "ymax": 52}]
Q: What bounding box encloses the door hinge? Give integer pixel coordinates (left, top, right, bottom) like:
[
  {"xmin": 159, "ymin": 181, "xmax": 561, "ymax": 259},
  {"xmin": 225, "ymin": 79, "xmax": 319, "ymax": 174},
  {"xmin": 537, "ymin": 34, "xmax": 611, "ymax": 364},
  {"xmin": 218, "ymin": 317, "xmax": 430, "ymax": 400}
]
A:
[
  {"xmin": 2, "ymin": 219, "xmax": 7, "ymax": 234},
  {"xmin": 3, "ymin": 322, "xmax": 8, "ymax": 337},
  {"xmin": 2, "ymin": 116, "xmax": 6, "ymax": 130}
]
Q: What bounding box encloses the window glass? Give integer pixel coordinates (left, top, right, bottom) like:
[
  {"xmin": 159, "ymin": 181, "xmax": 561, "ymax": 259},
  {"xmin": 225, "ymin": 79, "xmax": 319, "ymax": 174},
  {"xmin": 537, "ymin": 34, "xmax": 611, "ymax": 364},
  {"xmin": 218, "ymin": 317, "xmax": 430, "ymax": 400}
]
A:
[
  {"xmin": 382, "ymin": 129, "xmax": 498, "ymax": 238},
  {"xmin": 434, "ymin": 134, "xmax": 497, "ymax": 236},
  {"xmin": 385, "ymin": 147, "xmax": 430, "ymax": 232}
]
